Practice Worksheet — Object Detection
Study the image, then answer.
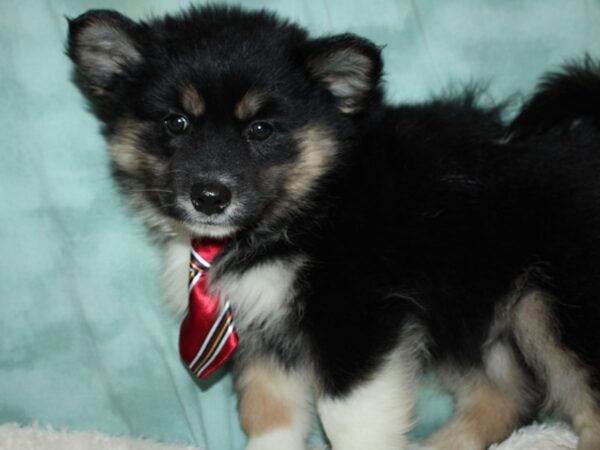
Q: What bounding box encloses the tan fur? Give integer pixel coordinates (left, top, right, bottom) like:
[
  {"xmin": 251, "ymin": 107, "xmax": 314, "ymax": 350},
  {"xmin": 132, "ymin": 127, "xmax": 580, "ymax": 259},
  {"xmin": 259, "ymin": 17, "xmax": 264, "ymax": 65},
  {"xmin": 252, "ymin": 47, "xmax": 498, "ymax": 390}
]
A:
[
  {"xmin": 234, "ymin": 90, "xmax": 266, "ymax": 121},
  {"xmin": 108, "ymin": 117, "xmax": 165, "ymax": 177},
  {"xmin": 108, "ymin": 117, "xmax": 144, "ymax": 175},
  {"xmin": 484, "ymin": 290, "xmax": 536, "ymax": 401},
  {"xmin": 424, "ymin": 299, "xmax": 537, "ymax": 450},
  {"xmin": 236, "ymin": 359, "xmax": 311, "ymax": 438},
  {"xmin": 425, "ymin": 370, "xmax": 525, "ymax": 450},
  {"xmin": 180, "ymin": 83, "xmax": 205, "ymax": 116},
  {"xmin": 483, "ymin": 342, "xmax": 531, "ymax": 401},
  {"xmin": 260, "ymin": 124, "xmax": 337, "ymax": 223},
  {"xmin": 286, "ymin": 125, "xmax": 337, "ymax": 200},
  {"xmin": 457, "ymin": 375, "xmax": 523, "ymax": 443},
  {"xmin": 239, "ymin": 373, "xmax": 292, "ymax": 435},
  {"xmin": 513, "ymin": 291, "xmax": 600, "ymax": 450},
  {"xmin": 106, "ymin": 117, "xmax": 176, "ymax": 235}
]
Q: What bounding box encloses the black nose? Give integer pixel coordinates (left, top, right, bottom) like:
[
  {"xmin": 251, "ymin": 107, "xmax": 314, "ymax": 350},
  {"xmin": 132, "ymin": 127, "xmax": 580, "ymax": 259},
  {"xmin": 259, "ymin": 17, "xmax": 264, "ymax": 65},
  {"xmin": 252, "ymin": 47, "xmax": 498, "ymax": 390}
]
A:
[{"xmin": 190, "ymin": 182, "xmax": 232, "ymax": 216}]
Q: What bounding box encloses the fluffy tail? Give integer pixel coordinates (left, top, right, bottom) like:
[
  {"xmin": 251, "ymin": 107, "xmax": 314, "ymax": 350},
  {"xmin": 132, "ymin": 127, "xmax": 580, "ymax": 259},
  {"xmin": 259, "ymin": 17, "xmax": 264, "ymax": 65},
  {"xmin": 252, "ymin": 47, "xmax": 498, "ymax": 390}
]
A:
[{"xmin": 508, "ymin": 57, "xmax": 600, "ymax": 140}]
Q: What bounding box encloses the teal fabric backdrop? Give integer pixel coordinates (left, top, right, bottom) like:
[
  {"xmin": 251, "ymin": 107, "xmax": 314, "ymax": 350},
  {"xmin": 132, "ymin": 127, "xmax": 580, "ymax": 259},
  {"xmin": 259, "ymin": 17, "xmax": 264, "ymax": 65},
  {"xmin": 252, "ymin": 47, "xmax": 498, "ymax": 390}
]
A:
[{"xmin": 1, "ymin": 1, "xmax": 600, "ymax": 449}]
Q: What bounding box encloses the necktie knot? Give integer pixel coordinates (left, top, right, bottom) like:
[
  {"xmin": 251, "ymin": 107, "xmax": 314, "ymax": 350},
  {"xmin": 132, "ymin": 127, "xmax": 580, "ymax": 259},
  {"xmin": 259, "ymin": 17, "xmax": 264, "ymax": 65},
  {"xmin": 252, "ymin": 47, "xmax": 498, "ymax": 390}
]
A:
[{"xmin": 179, "ymin": 239, "xmax": 239, "ymax": 379}]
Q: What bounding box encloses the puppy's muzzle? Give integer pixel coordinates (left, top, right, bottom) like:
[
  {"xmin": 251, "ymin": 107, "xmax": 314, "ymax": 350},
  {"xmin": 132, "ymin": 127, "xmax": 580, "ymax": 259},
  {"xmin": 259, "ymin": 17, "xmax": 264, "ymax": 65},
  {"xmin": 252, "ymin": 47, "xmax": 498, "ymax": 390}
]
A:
[{"xmin": 190, "ymin": 181, "xmax": 231, "ymax": 216}]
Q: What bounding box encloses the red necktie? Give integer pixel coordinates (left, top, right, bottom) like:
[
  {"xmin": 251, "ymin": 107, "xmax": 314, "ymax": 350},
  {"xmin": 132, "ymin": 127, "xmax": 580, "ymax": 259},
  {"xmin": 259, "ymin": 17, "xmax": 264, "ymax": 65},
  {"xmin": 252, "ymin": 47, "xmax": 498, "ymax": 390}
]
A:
[{"xmin": 179, "ymin": 239, "xmax": 239, "ymax": 379}]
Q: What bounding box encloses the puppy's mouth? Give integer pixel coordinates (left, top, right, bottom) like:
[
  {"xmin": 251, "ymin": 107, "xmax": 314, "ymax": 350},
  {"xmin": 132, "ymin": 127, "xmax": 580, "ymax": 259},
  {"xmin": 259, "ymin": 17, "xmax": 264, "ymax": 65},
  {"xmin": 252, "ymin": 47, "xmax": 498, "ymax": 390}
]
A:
[
  {"xmin": 167, "ymin": 215, "xmax": 239, "ymax": 239},
  {"xmin": 184, "ymin": 221, "xmax": 239, "ymax": 239},
  {"xmin": 169, "ymin": 198, "xmax": 241, "ymax": 238}
]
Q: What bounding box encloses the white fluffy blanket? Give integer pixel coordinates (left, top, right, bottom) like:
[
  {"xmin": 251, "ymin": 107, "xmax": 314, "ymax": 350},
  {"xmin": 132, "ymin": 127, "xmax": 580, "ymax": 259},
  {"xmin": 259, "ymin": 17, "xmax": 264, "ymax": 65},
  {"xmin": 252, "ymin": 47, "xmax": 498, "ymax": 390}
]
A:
[
  {"xmin": 489, "ymin": 423, "xmax": 577, "ymax": 450},
  {"xmin": 0, "ymin": 423, "xmax": 202, "ymax": 450},
  {"xmin": 0, "ymin": 422, "xmax": 578, "ymax": 450}
]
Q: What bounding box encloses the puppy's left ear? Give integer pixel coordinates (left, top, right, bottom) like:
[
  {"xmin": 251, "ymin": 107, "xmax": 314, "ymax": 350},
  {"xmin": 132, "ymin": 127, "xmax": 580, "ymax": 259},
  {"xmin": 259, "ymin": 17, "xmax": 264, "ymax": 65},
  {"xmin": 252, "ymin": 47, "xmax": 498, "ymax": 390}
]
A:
[{"xmin": 305, "ymin": 34, "xmax": 383, "ymax": 114}]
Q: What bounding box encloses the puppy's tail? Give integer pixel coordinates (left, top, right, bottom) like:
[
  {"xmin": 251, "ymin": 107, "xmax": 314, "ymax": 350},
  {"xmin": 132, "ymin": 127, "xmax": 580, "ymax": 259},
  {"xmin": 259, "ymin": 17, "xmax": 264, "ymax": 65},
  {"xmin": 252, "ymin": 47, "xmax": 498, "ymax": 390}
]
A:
[{"xmin": 508, "ymin": 56, "xmax": 600, "ymax": 140}]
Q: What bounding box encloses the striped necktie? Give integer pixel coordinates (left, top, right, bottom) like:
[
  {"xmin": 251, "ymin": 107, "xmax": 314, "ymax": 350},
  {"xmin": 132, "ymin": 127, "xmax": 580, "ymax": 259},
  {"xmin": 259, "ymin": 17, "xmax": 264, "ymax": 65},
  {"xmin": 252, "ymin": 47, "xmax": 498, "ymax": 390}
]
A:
[{"xmin": 179, "ymin": 239, "xmax": 239, "ymax": 379}]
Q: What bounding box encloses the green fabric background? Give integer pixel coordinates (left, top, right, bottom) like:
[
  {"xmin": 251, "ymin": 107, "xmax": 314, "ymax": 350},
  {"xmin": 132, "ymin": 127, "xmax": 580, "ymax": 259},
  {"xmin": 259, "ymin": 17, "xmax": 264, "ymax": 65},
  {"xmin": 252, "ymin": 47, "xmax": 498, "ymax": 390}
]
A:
[{"xmin": 1, "ymin": 1, "xmax": 600, "ymax": 449}]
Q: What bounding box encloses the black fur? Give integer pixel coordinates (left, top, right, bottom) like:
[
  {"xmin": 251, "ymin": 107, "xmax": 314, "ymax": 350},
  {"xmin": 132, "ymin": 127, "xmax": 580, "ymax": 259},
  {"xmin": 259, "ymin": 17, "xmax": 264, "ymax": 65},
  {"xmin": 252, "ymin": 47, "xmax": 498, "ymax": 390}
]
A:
[{"xmin": 68, "ymin": 5, "xmax": 600, "ymax": 448}]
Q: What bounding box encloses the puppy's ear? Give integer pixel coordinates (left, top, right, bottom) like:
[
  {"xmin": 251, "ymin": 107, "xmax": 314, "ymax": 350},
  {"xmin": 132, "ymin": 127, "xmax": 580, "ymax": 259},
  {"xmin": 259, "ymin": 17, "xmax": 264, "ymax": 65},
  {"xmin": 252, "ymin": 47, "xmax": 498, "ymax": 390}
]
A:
[
  {"xmin": 305, "ymin": 34, "xmax": 383, "ymax": 114},
  {"xmin": 67, "ymin": 10, "xmax": 144, "ymax": 99}
]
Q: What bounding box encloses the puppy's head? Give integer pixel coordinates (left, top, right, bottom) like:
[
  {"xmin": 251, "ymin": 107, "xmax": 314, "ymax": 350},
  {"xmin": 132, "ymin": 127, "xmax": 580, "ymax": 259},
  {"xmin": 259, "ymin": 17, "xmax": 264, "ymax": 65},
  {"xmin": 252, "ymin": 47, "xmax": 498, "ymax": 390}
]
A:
[{"xmin": 68, "ymin": 6, "xmax": 382, "ymax": 238}]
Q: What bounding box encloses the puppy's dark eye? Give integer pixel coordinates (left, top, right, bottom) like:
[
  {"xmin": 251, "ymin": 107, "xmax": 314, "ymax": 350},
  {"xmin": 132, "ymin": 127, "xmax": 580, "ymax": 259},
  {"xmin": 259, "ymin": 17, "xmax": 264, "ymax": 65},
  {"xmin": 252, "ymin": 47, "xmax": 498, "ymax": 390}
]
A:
[
  {"xmin": 247, "ymin": 122, "xmax": 273, "ymax": 141},
  {"xmin": 164, "ymin": 115, "xmax": 189, "ymax": 134}
]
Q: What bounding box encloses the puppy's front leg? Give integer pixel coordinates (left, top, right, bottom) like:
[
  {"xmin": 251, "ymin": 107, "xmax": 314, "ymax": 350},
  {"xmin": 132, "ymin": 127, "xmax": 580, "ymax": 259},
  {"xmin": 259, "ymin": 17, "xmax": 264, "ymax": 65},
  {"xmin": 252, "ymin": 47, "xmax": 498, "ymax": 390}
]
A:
[
  {"xmin": 236, "ymin": 358, "xmax": 313, "ymax": 450},
  {"xmin": 317, "ymin": 349, "xmax": 417, "ymax": 450}
]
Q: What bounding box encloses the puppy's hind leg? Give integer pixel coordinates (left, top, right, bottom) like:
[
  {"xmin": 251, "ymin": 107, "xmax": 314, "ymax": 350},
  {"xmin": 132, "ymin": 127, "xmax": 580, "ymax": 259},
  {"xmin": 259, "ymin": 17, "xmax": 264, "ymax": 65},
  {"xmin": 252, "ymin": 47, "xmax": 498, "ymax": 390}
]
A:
[
  {"xmin": 236, "ymin": 357, "xmax": 313, "ymax": 450},
  {"xmin": 422, "ymin": 342, "xmax": 535, "ymax": 450},
  {"xmin": 513, "ymin": 291, "xmax": 600, "ymax": 450}
]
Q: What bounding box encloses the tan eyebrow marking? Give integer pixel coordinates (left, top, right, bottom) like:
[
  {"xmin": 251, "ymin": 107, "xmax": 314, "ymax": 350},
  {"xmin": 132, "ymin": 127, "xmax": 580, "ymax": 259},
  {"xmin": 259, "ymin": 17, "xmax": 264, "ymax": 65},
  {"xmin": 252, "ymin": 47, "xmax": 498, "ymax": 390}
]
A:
[
  {"xmin": 179, "ymin": 83, "xmax": 205, "ymax": 116},
  {"xmin": 234, "ymin": 90, "xmax": 267, "ymax": 121}
]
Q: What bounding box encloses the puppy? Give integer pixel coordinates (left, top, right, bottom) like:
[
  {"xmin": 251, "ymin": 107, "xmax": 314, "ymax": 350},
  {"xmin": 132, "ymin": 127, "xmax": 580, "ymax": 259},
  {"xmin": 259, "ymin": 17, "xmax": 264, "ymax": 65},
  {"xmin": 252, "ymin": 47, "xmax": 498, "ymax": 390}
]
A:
[{"xmin": 67, "ymin": 6, "xmax": 600, "ymax": 450}]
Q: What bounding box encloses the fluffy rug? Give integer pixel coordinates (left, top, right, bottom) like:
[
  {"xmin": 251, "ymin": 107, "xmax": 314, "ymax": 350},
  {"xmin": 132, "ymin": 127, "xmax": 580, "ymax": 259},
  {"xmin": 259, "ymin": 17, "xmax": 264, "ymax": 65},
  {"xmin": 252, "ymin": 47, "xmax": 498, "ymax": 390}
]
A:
[
  {"xmin": 0, "ymin": 423, "xmax": 202, "ymax": 450},
  {"xmin": 489, "ymin": 423, "xmax": 577, "ymax": 450},
  {"xmin": 0, "ymin": 422, "xmax": 578, "ymax": 450}
]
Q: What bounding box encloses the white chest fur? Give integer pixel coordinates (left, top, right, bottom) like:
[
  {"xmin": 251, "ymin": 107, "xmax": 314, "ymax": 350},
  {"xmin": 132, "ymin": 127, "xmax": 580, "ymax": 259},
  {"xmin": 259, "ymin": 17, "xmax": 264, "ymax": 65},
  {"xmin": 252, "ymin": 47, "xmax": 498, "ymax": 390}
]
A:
[
  {"xmin": 212, "ymin": 257, "xmax": 303, "ymax": 332},
  {"xmin": 162, "ymin": 234, "xmax": 303, "ymax": 333},
  {"xmin": 162, "ymin": 234, "xmax": 192, "ymax": 317}
]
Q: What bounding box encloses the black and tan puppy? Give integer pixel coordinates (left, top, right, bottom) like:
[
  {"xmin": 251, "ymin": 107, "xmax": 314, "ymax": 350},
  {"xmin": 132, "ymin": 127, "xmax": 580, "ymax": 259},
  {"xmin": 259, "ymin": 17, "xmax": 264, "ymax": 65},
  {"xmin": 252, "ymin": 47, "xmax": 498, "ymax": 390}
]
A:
[{"xmin": 68, "ymin": 6, "xmax": 600, "ymax": 450}]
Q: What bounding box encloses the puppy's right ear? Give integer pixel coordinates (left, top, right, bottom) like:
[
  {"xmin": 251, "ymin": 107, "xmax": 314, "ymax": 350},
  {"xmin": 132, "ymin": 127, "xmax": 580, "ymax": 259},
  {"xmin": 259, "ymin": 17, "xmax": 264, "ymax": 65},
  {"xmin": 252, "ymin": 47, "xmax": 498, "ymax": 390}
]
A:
[{"xmin": 67, "ymin": 10, "xmax": 144, "ymax": 99}]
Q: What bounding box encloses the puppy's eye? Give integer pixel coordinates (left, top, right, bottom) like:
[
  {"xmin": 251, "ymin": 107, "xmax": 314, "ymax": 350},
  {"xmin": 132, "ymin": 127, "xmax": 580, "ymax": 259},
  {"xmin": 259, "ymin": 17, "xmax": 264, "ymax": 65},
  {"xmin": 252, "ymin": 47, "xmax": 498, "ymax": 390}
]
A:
[
  {"xmin": 247, "ymin": 122, "xmax": 273, "ymax": 141},
  {"xmin": 164, "ymin": 114, "xmax": 189, "ymax": 134}
]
